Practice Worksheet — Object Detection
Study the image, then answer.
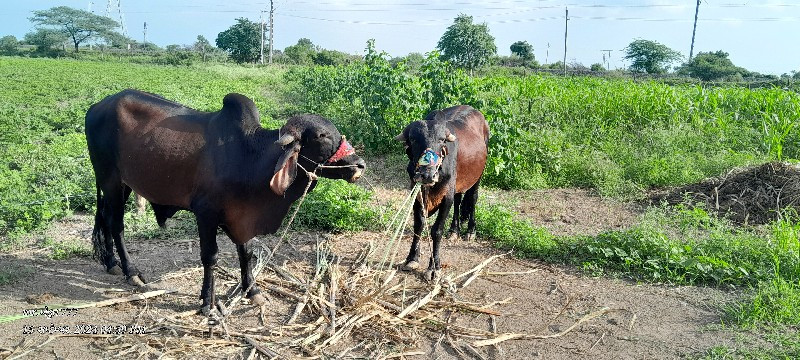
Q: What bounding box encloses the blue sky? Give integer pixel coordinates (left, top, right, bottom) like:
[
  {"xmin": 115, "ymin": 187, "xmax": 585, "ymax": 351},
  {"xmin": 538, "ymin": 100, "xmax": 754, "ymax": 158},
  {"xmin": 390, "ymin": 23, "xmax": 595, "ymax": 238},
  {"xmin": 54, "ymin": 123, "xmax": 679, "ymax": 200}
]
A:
[{"xmin": 1, "ymin": 1, "xmax": 798, "ymax": 75}]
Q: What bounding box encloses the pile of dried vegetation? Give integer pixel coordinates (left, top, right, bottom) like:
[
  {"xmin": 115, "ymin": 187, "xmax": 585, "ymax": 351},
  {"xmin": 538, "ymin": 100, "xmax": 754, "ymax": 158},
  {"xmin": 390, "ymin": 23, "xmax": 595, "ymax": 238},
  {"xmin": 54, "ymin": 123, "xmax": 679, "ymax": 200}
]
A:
[{"xmin": 652, "ymin": 162, "xmax": 800, "ymax": 225}]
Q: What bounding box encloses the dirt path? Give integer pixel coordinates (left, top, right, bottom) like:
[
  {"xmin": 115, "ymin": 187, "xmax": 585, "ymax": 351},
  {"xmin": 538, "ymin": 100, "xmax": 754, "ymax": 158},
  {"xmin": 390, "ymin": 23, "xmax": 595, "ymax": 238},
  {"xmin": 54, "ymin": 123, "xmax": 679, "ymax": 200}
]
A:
[{"xmin": 0, "ymin": 188, "xmax": 761, "ymax": 359}]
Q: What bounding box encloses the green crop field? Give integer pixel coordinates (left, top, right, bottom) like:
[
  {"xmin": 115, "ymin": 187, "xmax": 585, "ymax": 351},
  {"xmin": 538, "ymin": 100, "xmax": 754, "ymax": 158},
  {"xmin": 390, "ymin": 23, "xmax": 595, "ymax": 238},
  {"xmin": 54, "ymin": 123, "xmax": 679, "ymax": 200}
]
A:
[{"xmin": 1, "ymin": 54, "xmax": 799, "ymax": 357}]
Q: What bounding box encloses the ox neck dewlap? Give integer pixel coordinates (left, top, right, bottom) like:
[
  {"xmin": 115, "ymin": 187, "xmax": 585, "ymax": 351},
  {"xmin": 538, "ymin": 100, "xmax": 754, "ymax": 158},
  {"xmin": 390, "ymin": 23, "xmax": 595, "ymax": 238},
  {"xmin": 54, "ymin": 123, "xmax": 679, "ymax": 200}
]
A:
[
  {"xmin": 326, "ymin": 136, "xmax": 355, "ymax": 164},
  {"xmin": 417, "ymin": 148, "xmax": 442, "ymax": 168}
]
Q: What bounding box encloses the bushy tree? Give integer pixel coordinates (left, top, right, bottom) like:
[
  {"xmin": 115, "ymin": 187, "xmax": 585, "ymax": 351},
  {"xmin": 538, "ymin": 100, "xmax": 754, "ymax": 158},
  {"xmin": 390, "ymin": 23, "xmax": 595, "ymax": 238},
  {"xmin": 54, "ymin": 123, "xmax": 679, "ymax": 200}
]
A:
[
  {"xmin": 510, "ymin": 40, "xmax": 534, "ymax": 61},
  {"xmin": 391, "ymin": 52, "xmax": 425, "ymax": 71},
  {"xmin": 24, "ymin": 28, "xmax": 68, "ymax": 55},
  {"xmin": 215, "ymin": 18, "xmax": 261, "ymax": 63},
  {"xmin": 313, "ymin": 49, "xmax": 352, "ymax": 66},
  {"xmin": 590, "ymin": 63, "xmax": 605, "ymax": 72},
  {"xmin": 0, "ymin": 35, "xmax": 18, "ymax": 55},
  {"xmin": 284, "ymin": 38, "xmax": 317, "ymax": 65},
  {"xmin": 623, "ymin": 39, "xmax": 681, "ymax": 74},
  {"xmin": 677, "ymin": 50, "xmax": 749, "ymax": 81},
  {"xmin": 194, "ymin": 35, "xmax": 212, "ymax": 61},
  {"xmin": 29, "ymin": 6, "xmax": 119, "ymax": 52},
  {"xmin": 102, "ymin": 31, "xmax": 133, "ymax": 48},
  {"xmin": 437, "ymin": 14, "xmax": 497, "ymax": 72}
]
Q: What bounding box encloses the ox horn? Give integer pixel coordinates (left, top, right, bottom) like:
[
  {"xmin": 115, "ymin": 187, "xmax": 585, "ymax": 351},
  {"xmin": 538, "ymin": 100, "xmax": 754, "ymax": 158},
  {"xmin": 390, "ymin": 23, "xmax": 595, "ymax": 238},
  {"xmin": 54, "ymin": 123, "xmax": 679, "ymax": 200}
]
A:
[
  {"xmin": 394, "ymin": 133, "xmax": 406, "ymax": 142},
  {"xmin": 446, "ymin": 133, "xmax": 457, "ymax": 142},
  {"xmin": 276, "ymin": 133, "xmax": 295, "ymax": 146}
]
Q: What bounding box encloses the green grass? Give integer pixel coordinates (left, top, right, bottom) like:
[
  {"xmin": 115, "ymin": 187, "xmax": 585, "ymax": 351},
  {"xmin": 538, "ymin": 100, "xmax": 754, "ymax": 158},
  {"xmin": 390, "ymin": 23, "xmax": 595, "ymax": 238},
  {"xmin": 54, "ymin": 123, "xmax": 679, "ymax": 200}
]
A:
[
  {"xmin": 476, "ymin": 201, "xmax": 800, "ymax": 333},
  {"xmin": 41, "ymin": 237, "xmax": 92, "ymax": 260},
  {"xmin": 0, "ymin": 264, "xmax": 33, "ymax": 285},
  {"xmin": 696, "ymin": 331, "xmax": 800, "ymax": 359}
]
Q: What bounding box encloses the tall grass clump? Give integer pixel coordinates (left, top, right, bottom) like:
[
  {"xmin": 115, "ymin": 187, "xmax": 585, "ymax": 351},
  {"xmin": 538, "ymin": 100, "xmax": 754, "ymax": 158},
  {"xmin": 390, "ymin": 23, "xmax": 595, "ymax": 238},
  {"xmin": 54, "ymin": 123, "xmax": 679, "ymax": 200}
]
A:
[{"xmin": 286, "ymin": 43, "xmax": 799, "ymax": 195}]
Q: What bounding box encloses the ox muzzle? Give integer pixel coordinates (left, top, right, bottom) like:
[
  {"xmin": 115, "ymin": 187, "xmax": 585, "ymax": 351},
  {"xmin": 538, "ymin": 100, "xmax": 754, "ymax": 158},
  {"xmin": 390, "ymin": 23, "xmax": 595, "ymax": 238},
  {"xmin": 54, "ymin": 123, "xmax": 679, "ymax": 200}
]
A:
[{"xmin": 414, "ymin": 148, "xmax": 443, "ymax": 185}]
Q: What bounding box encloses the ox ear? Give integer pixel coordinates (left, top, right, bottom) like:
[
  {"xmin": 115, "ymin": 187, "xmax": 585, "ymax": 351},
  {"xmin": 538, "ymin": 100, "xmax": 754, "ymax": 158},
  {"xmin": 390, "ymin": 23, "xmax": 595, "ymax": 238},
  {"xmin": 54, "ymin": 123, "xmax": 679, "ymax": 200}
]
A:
[
  {"xmin": 270, "ymin": 146, "xmax": 299, "ymax": 196},
  {"xmin": 394, "ymin": 132, "xmax": 406, "ymax": 142}
]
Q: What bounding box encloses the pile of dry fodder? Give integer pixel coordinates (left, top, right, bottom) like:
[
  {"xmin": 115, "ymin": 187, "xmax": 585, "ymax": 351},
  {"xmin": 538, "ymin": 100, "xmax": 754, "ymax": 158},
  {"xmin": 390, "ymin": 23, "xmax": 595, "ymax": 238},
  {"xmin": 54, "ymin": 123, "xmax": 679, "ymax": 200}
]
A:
[
  {"xmin": 652, "ymin": 162, "xmax": 800, "ymax": 225},
  {"xmin": 90, "ymin": 235, "xmax": 615, "ymax": 359}
]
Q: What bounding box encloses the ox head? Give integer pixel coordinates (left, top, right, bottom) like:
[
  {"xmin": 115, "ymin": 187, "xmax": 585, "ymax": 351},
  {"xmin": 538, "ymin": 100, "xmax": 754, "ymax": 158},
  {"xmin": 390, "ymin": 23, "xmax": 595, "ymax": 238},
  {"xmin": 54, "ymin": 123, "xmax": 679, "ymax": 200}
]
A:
[
  {"xmin": 395, "ymin": 119, "xmax": 456, "ymax": 186},
  {"xmin": 270, "ymin": 115, "xmax": 366, "ymax": 195}
]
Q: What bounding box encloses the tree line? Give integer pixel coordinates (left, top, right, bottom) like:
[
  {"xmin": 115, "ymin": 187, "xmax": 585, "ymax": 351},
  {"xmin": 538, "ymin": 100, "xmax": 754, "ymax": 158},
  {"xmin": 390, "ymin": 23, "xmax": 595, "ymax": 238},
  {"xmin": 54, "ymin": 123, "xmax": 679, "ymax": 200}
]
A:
[{"xmin": 1, "ymin": 6, "xmax": 798, "ymax": 82}]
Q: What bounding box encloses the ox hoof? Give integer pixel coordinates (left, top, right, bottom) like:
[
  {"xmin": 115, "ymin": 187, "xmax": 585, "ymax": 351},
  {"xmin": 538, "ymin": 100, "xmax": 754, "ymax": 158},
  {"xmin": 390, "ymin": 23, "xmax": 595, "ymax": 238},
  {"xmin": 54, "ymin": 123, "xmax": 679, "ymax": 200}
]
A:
[
  {"xmin": 201, "ymin": 305, "xmax": 215, "ymax": 317},
  {"xmin": 107, "ymin": 264, "xmax": 123, "ymax": 276},
  {"xmin": 447, "ymin": 232, "xmax": 460, "ymax": 242},
  {"xmin": 402, "ymin": 261, "xmax": 420, "ymax": 271},
  {"xmin": 249, "ymin": 293, "xmax": 267, "ymax": 306},
  {"xmin": 423, "ymin": 269, "xmax": 441, "ymax": 283},
  {"xmin": 126, "ymin": 274, "xmax": 147, "ymax": 287},
  {"xmin": 465, "ymin": 232, "xmax": 477, "ymax": 242}
]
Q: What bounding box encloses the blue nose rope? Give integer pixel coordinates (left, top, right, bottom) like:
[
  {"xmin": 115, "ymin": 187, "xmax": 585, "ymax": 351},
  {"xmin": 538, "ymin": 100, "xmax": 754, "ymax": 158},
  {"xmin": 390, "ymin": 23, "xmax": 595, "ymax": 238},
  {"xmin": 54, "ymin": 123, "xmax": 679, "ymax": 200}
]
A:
[{"xmin": 417, "ymin": 148, "xmax": 442, "ymax": 168}]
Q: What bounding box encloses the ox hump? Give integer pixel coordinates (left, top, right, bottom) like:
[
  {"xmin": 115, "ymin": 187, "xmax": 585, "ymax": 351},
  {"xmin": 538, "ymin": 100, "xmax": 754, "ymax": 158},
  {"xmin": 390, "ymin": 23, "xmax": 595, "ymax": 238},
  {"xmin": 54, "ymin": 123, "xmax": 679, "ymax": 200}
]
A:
[{"xmin": 221, "ymin": 93, "xmax": 261, "ymax": 130}]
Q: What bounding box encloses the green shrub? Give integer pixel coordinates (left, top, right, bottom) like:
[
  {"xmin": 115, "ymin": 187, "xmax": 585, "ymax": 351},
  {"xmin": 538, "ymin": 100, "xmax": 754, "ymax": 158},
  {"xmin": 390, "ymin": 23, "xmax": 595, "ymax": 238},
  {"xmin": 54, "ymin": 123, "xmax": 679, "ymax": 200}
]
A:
[{"xmin": 291, "ymin": 178, "xmax": 380, "ymax": 232}]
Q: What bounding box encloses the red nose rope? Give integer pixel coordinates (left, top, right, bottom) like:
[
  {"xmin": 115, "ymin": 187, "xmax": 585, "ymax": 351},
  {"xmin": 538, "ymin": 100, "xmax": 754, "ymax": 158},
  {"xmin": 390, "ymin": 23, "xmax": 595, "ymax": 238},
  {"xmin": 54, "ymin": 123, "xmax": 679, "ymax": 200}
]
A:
[{"xmin": 326, "ymin": 135, "xmax": 356, "ymax": 164}]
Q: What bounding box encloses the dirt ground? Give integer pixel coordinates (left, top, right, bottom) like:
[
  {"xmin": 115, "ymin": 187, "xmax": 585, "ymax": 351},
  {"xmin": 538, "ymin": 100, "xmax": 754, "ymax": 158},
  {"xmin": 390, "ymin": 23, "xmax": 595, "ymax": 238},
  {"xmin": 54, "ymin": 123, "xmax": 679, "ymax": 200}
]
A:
[{"xmin": 0, "ymin": 186, "xmax": 766, "ymax": 360}]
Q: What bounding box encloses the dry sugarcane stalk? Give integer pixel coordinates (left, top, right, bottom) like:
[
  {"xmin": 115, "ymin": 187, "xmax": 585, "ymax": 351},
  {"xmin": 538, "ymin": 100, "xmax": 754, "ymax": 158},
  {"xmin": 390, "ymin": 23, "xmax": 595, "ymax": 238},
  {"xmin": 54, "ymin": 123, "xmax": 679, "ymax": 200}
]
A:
[
  {"xmin": 286, "ymin": 294, "xmax": 311, "ymax": 325},
  {"xmin": 463, "ymin": 343, "xmax": 487, "ymax": 360},
  {"xmin": 72, "ymin": 289, "xmax": 175, "ymax": 310},
  {"xmin": 270, "ymin": 262, "xmax": 304, "ymax": 287},
  {"xmin": 244, "ymin": 336, "xmax": 280, "ymax": 359},
  {"xmin": 485, "ymin": 269, "xmax": 538, "ymax": 276},
  {"xmin": 257, "ymin": 281, "xmax": 303, "ymax": 301},
  {"xmin": 8, "ymin": 336, "xmax": 55, "ymax": 360},
  {"xmin": 453, "ymin": 252, "xmax": 509, "ymax": 283},
  {"xmin": 397, "ymin": 283, "xmax": 441, "ymax": 318},
  {"xmin": 328, "ymin": 260, "xmax": 339, "ymax": 336},
  {"xmin": 473, "ymin": 307, "xmax": 613, "ymax": 347}
]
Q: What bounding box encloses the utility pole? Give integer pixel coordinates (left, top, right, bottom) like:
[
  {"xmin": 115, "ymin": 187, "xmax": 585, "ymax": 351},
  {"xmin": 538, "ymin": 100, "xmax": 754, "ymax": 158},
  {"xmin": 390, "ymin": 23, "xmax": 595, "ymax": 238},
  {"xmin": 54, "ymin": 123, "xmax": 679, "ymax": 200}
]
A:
[
  {"xmin": 143, "ymin": 22, "xmax": 147, "ymax": 45},
  {"xmin": 689, "ymin": 0, "xmax": 700, "ymax": 60},
  {"xmin": 602, "ymin": 49, "xmax": 612, "ymax": 70},
  {"xmin": 260, "ymin": 10, "xmax": 265, "ymax": 64},
  {"xmin": 545, "ymin": 42, "xmax": 550, "ymax": 65},
  {"xmin": 563, "ymin": 8, "xmax": 569, "ymax": 76},
  {"xmin": 268, "ymin": 0, "xmax": 274, "ymax": 64}
]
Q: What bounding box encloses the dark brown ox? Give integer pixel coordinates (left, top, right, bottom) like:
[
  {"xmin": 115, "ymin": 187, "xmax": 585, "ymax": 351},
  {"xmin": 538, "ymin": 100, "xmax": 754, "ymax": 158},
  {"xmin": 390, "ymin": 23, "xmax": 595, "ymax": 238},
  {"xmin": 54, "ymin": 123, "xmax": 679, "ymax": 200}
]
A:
[
  {"xmin": 85, "ymin": 89, "xmax": 365, "ymax": 314},
  {"xmin": 395, "ymin": 105, "xmax": 489, "ymax": 280}
]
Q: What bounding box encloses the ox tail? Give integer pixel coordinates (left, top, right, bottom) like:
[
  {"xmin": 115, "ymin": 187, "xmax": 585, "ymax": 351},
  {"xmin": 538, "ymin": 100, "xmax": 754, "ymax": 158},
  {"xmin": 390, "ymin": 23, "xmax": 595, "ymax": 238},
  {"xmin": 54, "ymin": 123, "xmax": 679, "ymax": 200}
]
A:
[
  {"xmin": 460, "ymin": 195, "xmax": 474, "ymax": 223},
  {"xmin": 91, "ymin": 186, "xmax": 109, "ymax": 265}
]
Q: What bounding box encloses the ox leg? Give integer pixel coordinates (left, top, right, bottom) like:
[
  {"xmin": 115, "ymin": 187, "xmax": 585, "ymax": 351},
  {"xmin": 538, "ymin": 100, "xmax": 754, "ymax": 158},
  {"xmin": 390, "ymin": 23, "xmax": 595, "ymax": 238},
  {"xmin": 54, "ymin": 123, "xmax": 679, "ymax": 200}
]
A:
[
  {"xmin": 197, "ymin": 216, "xmax": 220, "ymax": 315},
  {"xmin": 463, "ymin": 181, "xmax": 481, "ymax": 241},
  {"xmin": 108, "ymin": 186, "xmax": 145, "ymax": 285},
  {"xmin": 425, "ymin": 192, "xmax": 454, "ymax": 282},
  {"xmin": 447, "ymin": 193, "xmax": 463, "ymax": 241},
  {"xmin": 402, "ymin": 200, "xmax": 425, "ymax": 271},
  {"xmin": 92, "ymin": 189, "xmax": 121, "ymax": 275},
  {"xmin": 236, "ymin": 242, "xmax": 265, "ymax": 306}
]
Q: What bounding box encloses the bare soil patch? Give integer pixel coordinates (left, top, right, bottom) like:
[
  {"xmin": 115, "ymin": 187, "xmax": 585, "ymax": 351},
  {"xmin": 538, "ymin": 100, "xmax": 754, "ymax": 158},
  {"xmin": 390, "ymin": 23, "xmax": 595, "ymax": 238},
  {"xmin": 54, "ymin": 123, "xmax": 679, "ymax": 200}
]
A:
[
  {"xmin": 491, "ymin": 188, "xmax": 644, "ymax": 236},
  {"xmin": 650, "ymin": 162, "xmax": 800, "ymax": 225},
  {"xmin": 0, "ymin": 196, "xmax": 759, "ymax": 359}
]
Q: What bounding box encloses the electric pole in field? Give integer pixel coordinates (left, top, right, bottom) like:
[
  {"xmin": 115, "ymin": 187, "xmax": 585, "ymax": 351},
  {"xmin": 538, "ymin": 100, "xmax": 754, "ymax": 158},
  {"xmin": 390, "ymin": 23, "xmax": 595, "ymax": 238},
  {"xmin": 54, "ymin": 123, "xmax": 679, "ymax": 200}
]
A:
[
  {"xmin": 689, "ymin": 0, "xmax": 700, "ymax": 60},
  {"xmin": 268, "ymin": 0, "xmax": 274, "ymax": 64},
  {"xmin": 563, "ymin": 8, "xmax": 569, "ymax": 76},
  {"xmin": 260, "ymin": 10, "xmax": 265, "ymax": 64},
  {"xmin": 602, "ymin": 49, "xmax": 612, "ymax": 70},
  {"xmin": 545, "ymin": 42, "xmax": 550, "ymax": 65},
  {"xmin": 143, "ymin": 22, "xmax": 147, "ymax": 45}
]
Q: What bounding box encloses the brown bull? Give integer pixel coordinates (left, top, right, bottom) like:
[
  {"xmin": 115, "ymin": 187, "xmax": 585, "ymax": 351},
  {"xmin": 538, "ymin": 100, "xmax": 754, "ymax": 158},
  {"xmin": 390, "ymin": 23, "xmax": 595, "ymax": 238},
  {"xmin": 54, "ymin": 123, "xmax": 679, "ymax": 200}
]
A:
[
  {"xmin": 395, "ymin": 105, "xmax": 490, "ymax": 280},
  {"xmin": 85, "ymin": 89, "xmax": 365, "ymax": 314}
]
